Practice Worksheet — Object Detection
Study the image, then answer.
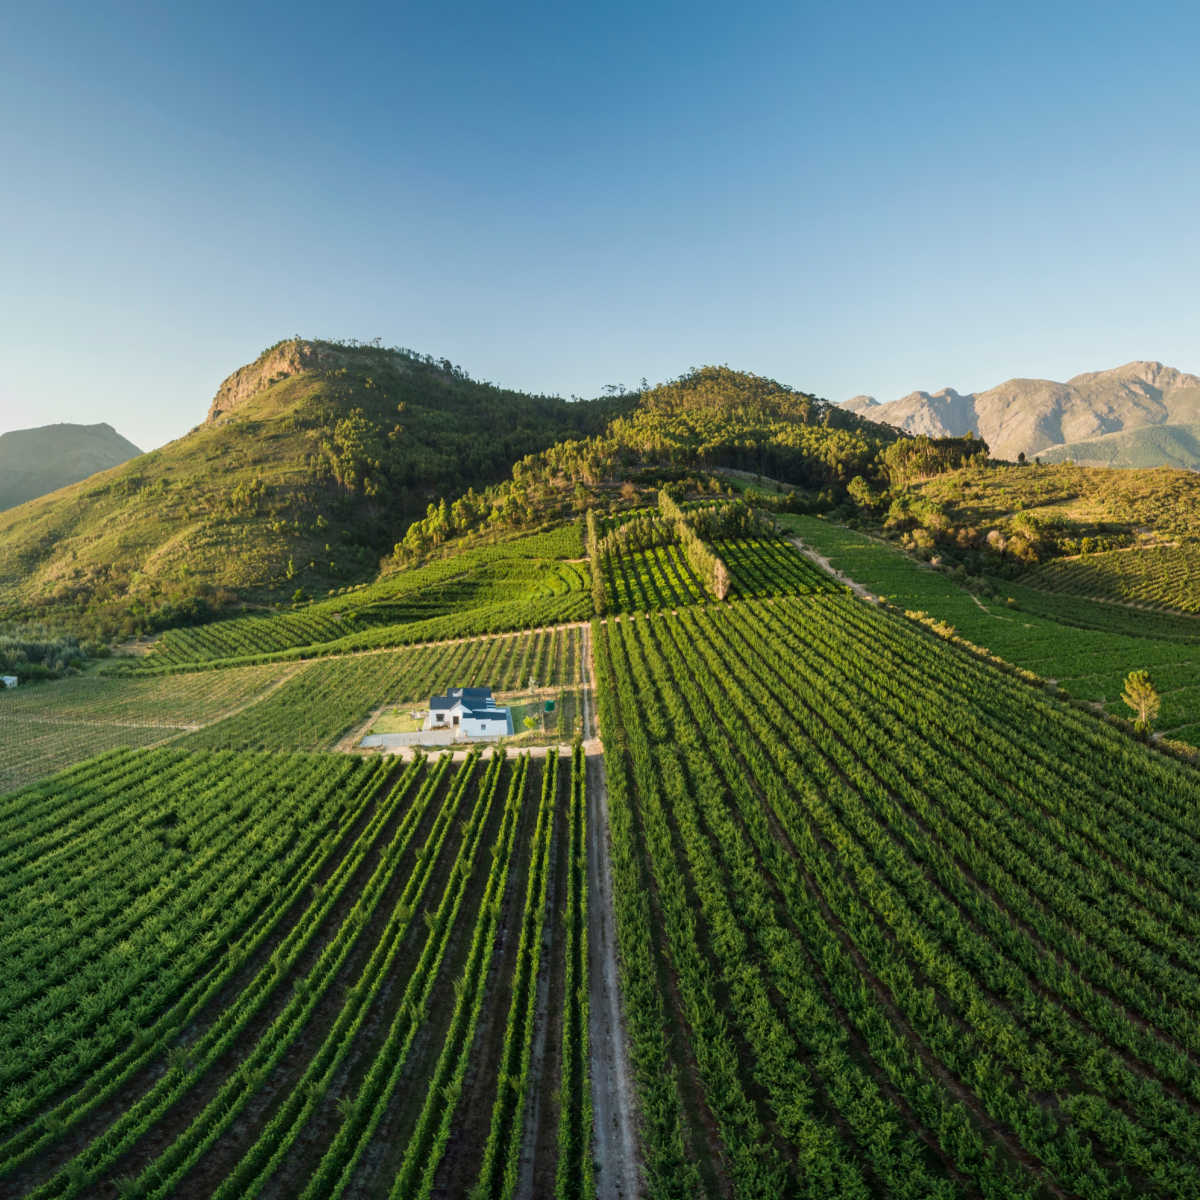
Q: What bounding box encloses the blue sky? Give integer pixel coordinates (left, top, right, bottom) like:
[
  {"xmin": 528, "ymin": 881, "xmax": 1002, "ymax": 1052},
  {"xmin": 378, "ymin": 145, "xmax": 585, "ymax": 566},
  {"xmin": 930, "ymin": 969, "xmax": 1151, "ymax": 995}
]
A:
[{"xmin": 2, "ymin": 1, "xmax": 1199, "ymax": 449}]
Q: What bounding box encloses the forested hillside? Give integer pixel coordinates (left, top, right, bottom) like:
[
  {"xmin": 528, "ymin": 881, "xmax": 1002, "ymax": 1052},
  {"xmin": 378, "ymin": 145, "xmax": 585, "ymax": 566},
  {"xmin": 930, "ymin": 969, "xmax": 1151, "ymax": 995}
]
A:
[{"xmin": 393, "ymin": 366, "xmax": 923, "ymax": 559}]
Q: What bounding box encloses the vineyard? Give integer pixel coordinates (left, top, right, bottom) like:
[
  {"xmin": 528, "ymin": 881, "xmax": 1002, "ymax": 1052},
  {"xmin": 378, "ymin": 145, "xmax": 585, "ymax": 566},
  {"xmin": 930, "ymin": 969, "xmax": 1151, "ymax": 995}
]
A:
[
  {"xmin": 0, "ymin": 744, "xmax": 592, "ymax": 1200},
  {"xmin": 709, "ymin": 537, "xmax": 839, "ymax": 599},
  {"xmin": 1022, "ymin": 544, "xmax": 1200, "ymax": 614},
  {"xmin": 596, "ymin": 595, "xmax": 1200, "ymax": 1198},
  {"xmin": 0, "ymin": 664, "xmax": 301, "ymax": 792},
  {"xmin": 0, "ymin": 627, "xmax": 588, "ymax": 789},
  {"xmin": 780, "ymin": 513, "xmax": 1200, "ymax": 744},
  {"xmin": 127, "ymin": 527, "xmax": 589, "ymax": 670},
  {"xmin": 601, "ymin": 544, "xmax": 706, "ymax": 613},
  {"xmin": 183, "ymin": 625, "xmax": 588, "ymax": 752},
  {"xmin": 600, "ymin": 537, "xmax": 836, "ymax": 614}
]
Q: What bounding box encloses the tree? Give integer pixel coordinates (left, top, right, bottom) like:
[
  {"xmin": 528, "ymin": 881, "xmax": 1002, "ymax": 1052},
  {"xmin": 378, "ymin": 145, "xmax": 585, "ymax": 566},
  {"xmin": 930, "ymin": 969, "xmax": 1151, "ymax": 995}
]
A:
[
  {"xmin": 1122, "ymin": 669, "xmax": 1160, "ymax": 735},
  {"xmin": 713, "ymin": 558, "xmax": 731, "ymax": 601}
]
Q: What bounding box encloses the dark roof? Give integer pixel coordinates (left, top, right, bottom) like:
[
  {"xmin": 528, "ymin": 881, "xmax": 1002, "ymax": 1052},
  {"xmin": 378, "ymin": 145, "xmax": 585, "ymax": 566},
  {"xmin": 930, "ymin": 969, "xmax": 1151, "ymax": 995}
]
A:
[
  {"xmin": 470, "ymin": 708, "xmax": 509, "ymax": 721},
  {"xmin": 429, "ymin": 686, "xmax": 493, "ymax": 712}
]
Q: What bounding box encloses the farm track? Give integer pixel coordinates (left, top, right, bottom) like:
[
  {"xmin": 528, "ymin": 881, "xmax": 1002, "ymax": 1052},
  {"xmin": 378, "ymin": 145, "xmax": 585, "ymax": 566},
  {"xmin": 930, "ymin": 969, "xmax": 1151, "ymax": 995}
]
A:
[
  {"xmin": 786, "ymin": 534, "xmax": 880, "ymax": 602},
  {"xmin": 586, "ymin": 752, "xmax": 645, "ymax": 1200}
]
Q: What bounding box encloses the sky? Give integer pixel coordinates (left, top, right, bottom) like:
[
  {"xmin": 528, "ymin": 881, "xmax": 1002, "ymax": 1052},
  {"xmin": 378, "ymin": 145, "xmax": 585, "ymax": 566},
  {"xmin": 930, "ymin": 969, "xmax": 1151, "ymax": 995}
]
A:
[{"xmin": 2, "ymin": 0, "xmax": 1199, "ymax": 450}]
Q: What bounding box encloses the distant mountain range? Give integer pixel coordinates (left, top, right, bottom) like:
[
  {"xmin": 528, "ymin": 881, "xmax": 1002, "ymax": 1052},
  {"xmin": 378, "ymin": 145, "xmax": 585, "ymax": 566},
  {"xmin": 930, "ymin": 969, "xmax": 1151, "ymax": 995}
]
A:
[
  {"xmin": 843, "ymin": 361, "xmax": 1200, "ymax": 465},
  {"xmin": 0, "ymin": 422, "xmax": 141, "ymax": 512}
]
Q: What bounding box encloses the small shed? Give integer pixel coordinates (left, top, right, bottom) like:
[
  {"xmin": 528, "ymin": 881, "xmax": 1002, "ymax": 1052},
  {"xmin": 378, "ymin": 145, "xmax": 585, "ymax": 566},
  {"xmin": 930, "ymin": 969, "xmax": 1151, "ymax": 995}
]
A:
[{"xmin": 1, "ymin": 676, "xmax": 17, "ymax": 689}]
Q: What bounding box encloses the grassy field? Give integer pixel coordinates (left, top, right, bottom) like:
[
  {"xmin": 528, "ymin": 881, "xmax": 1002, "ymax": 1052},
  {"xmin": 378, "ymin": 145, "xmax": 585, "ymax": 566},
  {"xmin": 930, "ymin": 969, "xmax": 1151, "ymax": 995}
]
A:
[{"xmin": 780, "ymin": 513, "xmax": 1200, "ymax": 744}]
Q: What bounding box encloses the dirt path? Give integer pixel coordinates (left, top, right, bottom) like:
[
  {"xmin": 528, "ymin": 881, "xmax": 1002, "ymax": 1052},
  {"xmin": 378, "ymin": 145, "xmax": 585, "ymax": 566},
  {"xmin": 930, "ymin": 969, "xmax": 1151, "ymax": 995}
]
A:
[
  {"xmin": 586, "ymin": 751, "xmax": 641, "ymax": 1199},
  {"xmin": 786, "ymin": 535, "xmax": 881, "ymax": 602},
  {"xmin": 369, "ymin": 738, "xmax": 602, "ymax": 762}
]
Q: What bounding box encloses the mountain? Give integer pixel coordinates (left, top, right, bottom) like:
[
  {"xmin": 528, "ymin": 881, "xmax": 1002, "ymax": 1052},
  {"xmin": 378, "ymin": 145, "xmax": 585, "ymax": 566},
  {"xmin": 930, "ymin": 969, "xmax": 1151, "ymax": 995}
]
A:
[
  {"xmin": 0, "ymin": 339, "xmax": 620, "ymax": 634},
  {"xmin": 843, "ymin": 361, "xmax": 1200, "ymax": 462},
  {"xmin": 0, "ymin": 422, "xmax": 141, "ymax": 511}
]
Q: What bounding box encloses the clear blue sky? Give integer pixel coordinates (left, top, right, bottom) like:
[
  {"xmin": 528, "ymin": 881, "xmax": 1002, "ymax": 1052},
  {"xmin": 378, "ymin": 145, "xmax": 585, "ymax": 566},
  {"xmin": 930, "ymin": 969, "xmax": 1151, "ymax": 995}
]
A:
[{"xmin": 3, "ymin": 1, "xmax": 1199, "ymax": 450}]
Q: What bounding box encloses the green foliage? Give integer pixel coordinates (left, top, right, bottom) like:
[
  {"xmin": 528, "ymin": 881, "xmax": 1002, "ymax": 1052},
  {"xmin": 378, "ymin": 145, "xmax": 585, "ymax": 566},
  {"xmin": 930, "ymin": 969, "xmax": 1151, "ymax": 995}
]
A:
[
  {"xmin": 657, "ymin": 489, "xmax": 729, "ymax": 601},
  {"xmin": 1023, "ymin": 545, "xmax": 1200, "ymax": 614},
  {"xmin": 780, "ymin": 513, "xmax": 1200, "ymax": 739},
  {"xmin": 1121, "ymin": 669, "xmax": 1161, "ymax": 734},
  {"xmin": 881, "ymin": 433, "xmax": 989, "ymax": 485},
  {"xmin": 0, "ymin": 624, "xmax": 90, "ymax": 680},
  {"xmin": 121, "ymin": 528, "xmax": 589, "ymax": 669},
  {"xmin": 585, "ymin": 509, "xmax": 606, "ymax": 617}
]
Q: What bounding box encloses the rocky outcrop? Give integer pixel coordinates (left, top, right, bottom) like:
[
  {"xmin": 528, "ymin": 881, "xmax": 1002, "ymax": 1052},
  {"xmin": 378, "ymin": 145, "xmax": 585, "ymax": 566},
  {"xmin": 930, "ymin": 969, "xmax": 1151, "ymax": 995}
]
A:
[{"xmin": 206, "ymin": 340, "xmax": 342, "ymax": 423}]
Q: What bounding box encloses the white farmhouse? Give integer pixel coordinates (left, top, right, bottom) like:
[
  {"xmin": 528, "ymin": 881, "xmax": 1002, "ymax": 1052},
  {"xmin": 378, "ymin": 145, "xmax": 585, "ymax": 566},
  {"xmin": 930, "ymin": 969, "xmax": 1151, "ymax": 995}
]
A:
[
  {"xmin": 424, "ymin": 686, "xmax": 514, "ymax": 739},
  {"xmin": 0, "ymin": 676, "xmax": 17, "ymax": 689}
]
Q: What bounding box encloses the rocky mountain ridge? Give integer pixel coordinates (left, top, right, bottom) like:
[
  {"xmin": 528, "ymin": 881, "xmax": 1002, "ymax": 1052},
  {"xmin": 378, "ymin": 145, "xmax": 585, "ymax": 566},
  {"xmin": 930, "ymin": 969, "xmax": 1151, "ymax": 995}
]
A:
[{"xmin": 845, "ymin": 361, "xmax": 1200, "ymax": 462}]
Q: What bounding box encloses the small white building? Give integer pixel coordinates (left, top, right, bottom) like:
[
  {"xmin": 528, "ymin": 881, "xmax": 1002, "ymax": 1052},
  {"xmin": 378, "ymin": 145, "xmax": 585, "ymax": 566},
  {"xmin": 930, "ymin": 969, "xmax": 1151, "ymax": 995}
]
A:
[
  {"xmin": 424, "ymin": 686, "xmax": 514, "ymax": 739},
  {"xmin": 1, "ymin": 676, "xmax": 17, "ymax": 689}
]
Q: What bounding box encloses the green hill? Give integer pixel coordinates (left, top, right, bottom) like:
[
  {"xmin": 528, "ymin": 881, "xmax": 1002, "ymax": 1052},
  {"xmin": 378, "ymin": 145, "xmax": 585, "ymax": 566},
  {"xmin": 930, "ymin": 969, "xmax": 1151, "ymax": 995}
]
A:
[
  {"xmin": 0, "ymin": 422, "xmax": 141, "ymax": 511},
  {"xmin": 1038, "ymin": 421, "xmax": 1200, "ymax": 469},
  {"xmin": 0, "ymin": 340, "xmax": 619, "ymax": 636}
]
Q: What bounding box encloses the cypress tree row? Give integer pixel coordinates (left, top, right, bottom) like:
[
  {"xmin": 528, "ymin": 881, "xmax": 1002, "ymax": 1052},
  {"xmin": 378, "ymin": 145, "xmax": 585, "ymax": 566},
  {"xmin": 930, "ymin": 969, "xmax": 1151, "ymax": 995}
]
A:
[
  {"xmin": 657, "ymin": 489, "xmax": 731, "ymax": 601},
  {"xmin": 586, "ymin": 509, "xmax": 606, "ymax": 616}
]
